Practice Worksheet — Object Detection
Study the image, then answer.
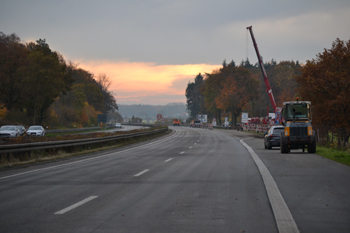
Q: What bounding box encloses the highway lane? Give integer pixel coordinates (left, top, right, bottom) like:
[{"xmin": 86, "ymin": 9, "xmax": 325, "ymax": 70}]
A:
[
  {"xmin": 221, "ymin": 129, "xmax": 350, "ymax": 233},
  {"xmin": 0, "ymin": 127, "xmax": 349, "ymax": 232}
]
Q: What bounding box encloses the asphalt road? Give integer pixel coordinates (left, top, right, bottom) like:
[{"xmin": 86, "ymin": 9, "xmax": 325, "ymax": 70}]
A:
[{"xmin": 0, "ymin": 127, "xmax": 349, "ymax": 233}]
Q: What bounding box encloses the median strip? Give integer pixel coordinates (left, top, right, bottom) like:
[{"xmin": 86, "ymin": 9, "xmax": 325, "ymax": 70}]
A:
[{"xmin": 54, "ymin": 196, "xmax": 98, "ymax": 215}]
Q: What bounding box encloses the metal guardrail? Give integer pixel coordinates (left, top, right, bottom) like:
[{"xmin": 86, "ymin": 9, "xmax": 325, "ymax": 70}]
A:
[
  {"xmin": 45, "ymin": 124, "xmax": 152, "ymax": 134},
  {"xmin": 0, "ymin": 127, "xmax": 167, "ymax": 154},
  {"xmin": 46, "ymin": 126, "xmax": 116, "ymax": 134}
]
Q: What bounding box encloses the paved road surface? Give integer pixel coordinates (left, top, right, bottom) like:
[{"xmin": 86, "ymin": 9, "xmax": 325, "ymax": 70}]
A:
[{"xmin": 0, "ymin": 127, "xmax": 349, "ymax": 232}]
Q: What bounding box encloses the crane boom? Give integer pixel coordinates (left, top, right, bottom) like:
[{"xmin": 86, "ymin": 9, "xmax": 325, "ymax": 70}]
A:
[{"xmin": 246, "ymin": 26, "xmax": 277, "ymax": 114}]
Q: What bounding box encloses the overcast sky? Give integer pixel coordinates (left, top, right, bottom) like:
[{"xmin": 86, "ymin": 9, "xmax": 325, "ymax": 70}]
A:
[{"xmin": 1, "ymin": 0, "xmax": 349, "ymax": 105}]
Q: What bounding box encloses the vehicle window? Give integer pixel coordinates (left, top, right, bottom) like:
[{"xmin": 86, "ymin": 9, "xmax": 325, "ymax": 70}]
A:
[
  {"xmin": 272, "ymin": 128, "xmax": 284, "ymax": 134},
  {"xmin": 286, "ymin": 104, "xmax": 308, "ymax": 118},
  {"xmin": 29, "ymin": 126, "xmax": 41, "ymax": 130},
  {"xmin": 1, "ymin": 126, "xmax": 15, "ymax": 130}
]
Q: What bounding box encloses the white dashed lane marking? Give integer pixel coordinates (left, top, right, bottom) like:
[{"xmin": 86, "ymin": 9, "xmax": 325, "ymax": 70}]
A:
[
  {"xmin": 134, "ymin": 169, "xmax": 150, "ymax": 177},
  {"xmin": 55, "ymin": 196, "xmax": 98, "ymax": 215}
]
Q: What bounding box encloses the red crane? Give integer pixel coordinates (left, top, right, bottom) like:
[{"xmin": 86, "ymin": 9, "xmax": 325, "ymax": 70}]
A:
[{"xmin": 246, "ymin": 26, "xmax": 277, "ymax": 115}]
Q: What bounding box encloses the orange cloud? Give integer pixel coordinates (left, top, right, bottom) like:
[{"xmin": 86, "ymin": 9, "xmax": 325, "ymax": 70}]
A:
[{"xmin": 78, "ymin": 60, "xmax": 220, "ymax": 105}]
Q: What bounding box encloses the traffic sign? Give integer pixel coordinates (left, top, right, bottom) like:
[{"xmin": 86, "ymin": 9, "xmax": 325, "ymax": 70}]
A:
[{"xmin": 157, "ymin": 114, "xmax": 162, "ymax": 120}]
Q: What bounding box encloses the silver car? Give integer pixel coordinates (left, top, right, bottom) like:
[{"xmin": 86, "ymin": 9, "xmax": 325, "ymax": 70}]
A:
[
  {"xmin": 27, "ymin": 125, "xmax": 45, "ymax": 136},
  {"xmin": 0, "ymin": 125, "xmax": 20, "ymax": 138}
]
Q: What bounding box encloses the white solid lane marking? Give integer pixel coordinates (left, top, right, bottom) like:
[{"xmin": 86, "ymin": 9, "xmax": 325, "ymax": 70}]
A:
[
  {"xmin": 240, "ymin": 139, "xmax": 300, "ymax": 233},
  {"xmin": 164, "ymin": 158, "xmax": 173, "ymax": 163},
  {"xmin": 134, "ymin": 169, "xmax": 150, "ymax": 177},
  {"xmin": 179, "ymin": 151, "xmax": 185, "ymax": 154},
  {"xmin": 55, "ymin": 196, "xmax": 98, "ymax": 215}
]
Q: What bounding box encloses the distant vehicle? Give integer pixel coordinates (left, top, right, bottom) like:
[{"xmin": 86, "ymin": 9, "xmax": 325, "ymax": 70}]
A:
[
  {"xmin": 14, "ymin": 125, "xmax": 26, "ymax": 136},
  {"xmin": 236, "ymin": 123, "xmax": 243, "ymax": 131},
  {"xmin": 264, "ymin": 126, "xmax": 285, "ymax": 149},
  {"xmin": 115, "ymin": 123, "xmax": 122, "ymax": 128},
  {"xmin": 190, "ymin": 120, "xmax": 201, "ymax": 128},
  {"xmin": 173, "ymin": 119, "xmax": 181, "ymax": 126},
  {"xmin": 0, "ymin": 125, "xmax": 20, "ymax": 138},
  {"xmin": 27, "ymin": 125, "xmax": 45, "ymax": 136}
]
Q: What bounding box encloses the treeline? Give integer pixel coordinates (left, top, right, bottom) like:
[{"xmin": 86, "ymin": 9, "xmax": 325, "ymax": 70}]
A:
[
  {"xmin": 119, "ymin": 102, "xmax": 187, "ymax": 121},
  {"xmin": 186, "ymin": 59, "xmax": 302, "ymax": 126},
  {"xmin": 0, "ymin": 32, "xmax": 119, "ymax": 128},
  {"xmin": 186, "ymin": 38, "xmax": 350, "ymax": 144}
]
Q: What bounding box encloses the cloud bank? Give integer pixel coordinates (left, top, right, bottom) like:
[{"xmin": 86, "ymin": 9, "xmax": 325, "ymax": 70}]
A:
[{"xmin": 79, "ymin": 61, "xmax": 220, "ymax": 105}]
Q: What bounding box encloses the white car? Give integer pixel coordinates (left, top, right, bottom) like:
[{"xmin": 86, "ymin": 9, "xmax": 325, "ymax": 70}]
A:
[
  {"xmin": 27, "ymin": 125, "xmax": 45, "ymax": 136},
  {"xmin": 115, "ymin": 123, "xmax": 122, "ymax": 128},
  {"xmin": 0, "ymin": 125, "xmax": 20, "ymax": 138}
]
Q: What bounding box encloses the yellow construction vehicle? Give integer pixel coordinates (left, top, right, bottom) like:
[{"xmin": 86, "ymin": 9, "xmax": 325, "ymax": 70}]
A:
[{"xmin": 280, "ymin": 97, "xmax": 316, "ymax": 153}]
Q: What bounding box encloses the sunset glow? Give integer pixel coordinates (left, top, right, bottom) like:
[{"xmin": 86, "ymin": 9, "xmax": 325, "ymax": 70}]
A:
[{"xmin": 79, "ymin": 61, "xmax": 221, "ymax": 105}]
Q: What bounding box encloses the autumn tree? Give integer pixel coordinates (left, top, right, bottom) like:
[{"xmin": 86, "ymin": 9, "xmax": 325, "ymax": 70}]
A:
[
  {"xmin": 268, "ymin": 61, "xmax": 301, "ymax": 106},
  {"xmin": 24, "ymin": 39, "xmax": 73, "ymax": 124},
  {"xmin": 186, "ymin": 73, "xmax": 206, "ymax": 119},
  {"xmin": 50, "ymin": 68, "xmax": 103, "ymax": 127},
  {"xmin": 202, "ymin": 70, "xmax": 223, "ymax": 125},
  {"xmin": 215, "ymin": 66, "xmax": 260, "ymax": 126},
  {"xmin": 295, "ymin": 38, "xmax": 350, "ymax": 145},
  {"xmin": 0, "ymin": 32, "xmax": 28, "ymax": 110},
  {"xmin": 95, "ymin": 73, "xmax": 118, "ymax": 113}
]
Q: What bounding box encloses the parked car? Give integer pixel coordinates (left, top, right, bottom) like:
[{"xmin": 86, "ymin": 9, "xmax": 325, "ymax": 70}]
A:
[
  {"xmin": 15, "ymin": 125, "xmax": 26, "ymax": 136},
  {"xmin": 264, "ymin": 126, "xmax": 285, "ymax": 149},
  {"xmin": 0, "ymin": 125, "xmax": 20, "ymax": 138},
  {"xmin": 115, "ymin": 123, "xmax": 122, "ymax": 128},
  {"xmin": 27, "ymin": 125, "xmax": 45, "ymax": 136}
]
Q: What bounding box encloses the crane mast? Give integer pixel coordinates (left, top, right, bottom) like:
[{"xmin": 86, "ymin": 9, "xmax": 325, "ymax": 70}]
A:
[{"xmin": 246, "ymin": 26, "xmax": 277, "ymax": 114}]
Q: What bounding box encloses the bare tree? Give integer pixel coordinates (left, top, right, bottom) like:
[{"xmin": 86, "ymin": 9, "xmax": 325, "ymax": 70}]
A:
[{"xmin": 96, "ymin": 73, "xmax": 112, "ymax": 92}]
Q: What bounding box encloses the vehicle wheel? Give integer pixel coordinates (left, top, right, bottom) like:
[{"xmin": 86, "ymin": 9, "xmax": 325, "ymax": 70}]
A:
[
  {"xmin": 308, "ymin": 140, "xmax": 316, "ymax": 153},
  {"xmin": 267, "ymin": 141, "xmax": 272, "ymax": 149},
  {"xmin": 280, "ymin": 138, "xmax": 289, "ymax": 153}
]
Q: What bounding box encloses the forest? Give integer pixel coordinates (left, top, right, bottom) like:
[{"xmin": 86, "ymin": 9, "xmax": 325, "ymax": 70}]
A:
[
  {"xmin": 0, "ymin": 32, "xmax": 119, "ymax": 128},
  {"xmin": 186, "ymin": 38, "xmax": 350, "ymax": 144},
  {"xmin": 186, "ymin": 59, "xmax": 302, "ymax": 126}
]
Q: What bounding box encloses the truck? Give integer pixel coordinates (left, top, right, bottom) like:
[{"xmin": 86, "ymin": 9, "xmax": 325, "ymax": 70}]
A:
[
  {"xmin": 173, "ymin": 119, "xmax": 181, "ymax": 126},
  {"xmin": 190, "ymin": 120, "xmax": 201, "ymax": 128},
  {"xmin": 247, "ymin": 26, "xmax": 316, "ymax": 153},
  {"xmin": 280, "ymin": 98, "xmax": 316, "ymax": 153}
]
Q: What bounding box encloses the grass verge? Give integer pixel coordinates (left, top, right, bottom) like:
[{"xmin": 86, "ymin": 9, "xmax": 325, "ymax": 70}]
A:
[{"xmin": 316, "ymin": 146, "xmax": 350, "ymax": 166}]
